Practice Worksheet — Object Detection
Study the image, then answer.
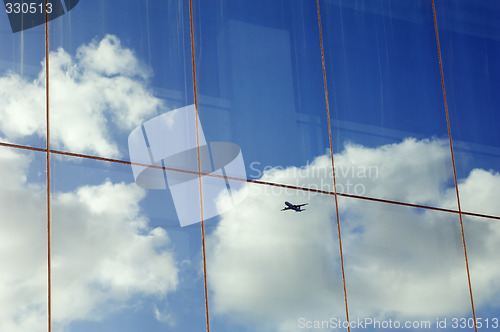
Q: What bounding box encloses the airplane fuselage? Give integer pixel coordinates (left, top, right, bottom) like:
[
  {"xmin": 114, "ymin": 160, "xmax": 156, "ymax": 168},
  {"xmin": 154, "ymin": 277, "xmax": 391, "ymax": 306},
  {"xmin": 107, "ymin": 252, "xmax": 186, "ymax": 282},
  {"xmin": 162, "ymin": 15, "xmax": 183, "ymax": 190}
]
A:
[{"xmin": 282, "ymin": 201, "xmax": 307, "ymax": 212}]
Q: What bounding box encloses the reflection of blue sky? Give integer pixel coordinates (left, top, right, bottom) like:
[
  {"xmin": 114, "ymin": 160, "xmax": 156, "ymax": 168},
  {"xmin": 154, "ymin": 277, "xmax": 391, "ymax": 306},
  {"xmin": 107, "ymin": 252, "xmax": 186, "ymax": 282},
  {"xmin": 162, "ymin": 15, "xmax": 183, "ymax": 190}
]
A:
[
  {"xmin": 435, "ymin": 0, "xmax": 500, "ymax": 178},
  {"xmin": 194, "ymin": 0, "xmax": 330, "ymax": 172},
  {"xmin": 0, "ymin": 0, "xmax": 500, "ymax": 331},
  {"xmin": 320, "ymin": 0, "xmax": 449, "ymax": 145}
]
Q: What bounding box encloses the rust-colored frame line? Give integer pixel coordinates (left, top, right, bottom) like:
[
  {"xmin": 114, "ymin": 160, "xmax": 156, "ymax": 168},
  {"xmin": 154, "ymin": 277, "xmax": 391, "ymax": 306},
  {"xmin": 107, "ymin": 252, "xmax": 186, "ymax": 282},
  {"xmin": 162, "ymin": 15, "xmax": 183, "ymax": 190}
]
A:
[
  {"xmin": 2, "ymin": 140, "xmax": 500, "ymax": 222},
  {"xmin": 188, "ymin": 0, "xmax": 210, "ymax": 331},
  {"xmin": 44, "ymin": 1, "xmax": 52, "ymax": 331},
  {"xmin": 431, "ymin": 1, "xmax": 477, "ymax": 331},
  {"xmin": 316, "ymin": 0, "xmax": 350, "ymax": 330}
]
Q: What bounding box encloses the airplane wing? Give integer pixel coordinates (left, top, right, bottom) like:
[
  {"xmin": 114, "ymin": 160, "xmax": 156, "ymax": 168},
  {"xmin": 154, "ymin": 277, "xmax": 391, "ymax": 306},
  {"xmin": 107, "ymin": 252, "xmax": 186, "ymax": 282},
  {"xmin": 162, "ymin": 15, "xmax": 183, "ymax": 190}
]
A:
[{"xmin": 296, "ymin": 203, "xmax": 308, "ymax": 207}]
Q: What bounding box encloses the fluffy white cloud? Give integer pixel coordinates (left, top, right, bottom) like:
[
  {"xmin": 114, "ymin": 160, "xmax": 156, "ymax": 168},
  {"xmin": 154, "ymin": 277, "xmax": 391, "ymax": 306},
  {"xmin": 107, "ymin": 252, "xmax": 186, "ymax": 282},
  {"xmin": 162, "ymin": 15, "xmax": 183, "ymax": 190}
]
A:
[
  {"xmin": 334, "ymin": 138, "xmax": 452, "ymax": 204},
  {"xmin": 450, "ymin": 168, "xmax": 500, "ymax": 216},
  {"xmin": 0, "ymin": 147, "xmax": 47, "ymax": 332},
  {"xmin": 0, "ymin": 147, "xmax": 178, "ymax": 332},
  {"xmin": 208, "ymin": 138, "xmax": 500, "ymax": 331},
  {"xmin": 0, "ymin": 34, "xmax": 161, "ymax": 157},
  {"xmin": 52, "ymin": 181, "xmax": 178, "ymax": 327},
  {"xmin": 76, "ymin": 35, "xmax": 148, "ymax": 79}
]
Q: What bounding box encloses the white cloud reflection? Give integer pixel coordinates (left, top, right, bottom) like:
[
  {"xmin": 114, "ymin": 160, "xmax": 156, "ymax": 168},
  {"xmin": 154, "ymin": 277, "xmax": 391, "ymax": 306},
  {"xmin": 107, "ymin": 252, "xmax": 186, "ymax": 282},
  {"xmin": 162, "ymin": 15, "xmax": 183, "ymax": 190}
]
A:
[
  {"xmin": 0, "ymin": 147, "xmax": 178, "ymax": 332},
  {"xmin": 208, "ymin": 138, "xmax": 500, "ymax": 331},
  {"xmin": 0, "ymin": 35, "xmax": 185, "ymax": 331},
  {"xmin": 0, "ymin": 34, "xmax": 161, "ymax": 158},
  {"xmin": 52, "ymin": 180, "xmax": 178, "ymax": 327},
  {"xmin": 0, "ymin": 147, "xmax": 47, "ymax": 332}
]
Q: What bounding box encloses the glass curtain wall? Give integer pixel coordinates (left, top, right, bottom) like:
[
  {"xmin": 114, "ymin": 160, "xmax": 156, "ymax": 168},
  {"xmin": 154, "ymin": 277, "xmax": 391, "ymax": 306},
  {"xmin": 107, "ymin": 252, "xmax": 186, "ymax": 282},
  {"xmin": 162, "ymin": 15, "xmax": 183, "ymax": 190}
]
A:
[{"xmin": 0, "ymin": 1, "xmax": 499, "ymax": 331}]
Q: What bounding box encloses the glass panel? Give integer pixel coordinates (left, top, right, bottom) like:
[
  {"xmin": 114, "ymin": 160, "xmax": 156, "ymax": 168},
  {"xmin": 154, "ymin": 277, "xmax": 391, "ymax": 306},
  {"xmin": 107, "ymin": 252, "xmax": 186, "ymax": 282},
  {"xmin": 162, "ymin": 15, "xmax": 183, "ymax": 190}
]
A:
[
  {"xmin": 48, "ymin": 0, "xmax": 194, "ymax": 161},
  {"xmin": 192, "ymin": 0, "xmax": 334, "ymax": 192},
  {"xmin": 192, "ymin": 1, "xmax": 346, "ymax": 329},
  {"xmin": 434, "ymin": 0, "xmax": 500, "ymax": 218},
  {"xmin": 204, "ymin": 183, "xmax": 344, "ymax": 331},
  {"xmin": 463, "ymin": 215, "xmax": 500, "ymax": 331},
  {"xmin": 51, "ymin": 154, "xmax": 206, "ymax": 331},
  {"xmin": 0, "ymin": 4, "xmax": 46, "ymax": 149},
  {"xmin": 47, "ymin": 2, "xmax": 205, "ymax": 328},
  {"xmin": 0, "ymin": 145, "xmax": 47, "ymax": 332},
  {"xmin": 319, "ymin": 0, "xmax": 458, "ymax": 210},
  {"xmin": 339, "ymin": 196, "xmax": 473, "ymax": 331}
]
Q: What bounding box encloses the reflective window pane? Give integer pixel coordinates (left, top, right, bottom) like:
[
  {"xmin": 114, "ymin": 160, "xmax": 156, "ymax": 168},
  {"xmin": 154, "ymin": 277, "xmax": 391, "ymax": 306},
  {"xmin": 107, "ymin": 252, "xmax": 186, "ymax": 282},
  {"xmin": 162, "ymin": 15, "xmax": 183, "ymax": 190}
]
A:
[
  {"xmin": 193, "ymin": 0, "xmax": 334, "ymax": 192},
  {"xmin": 319, "ymin": 0, "xmax": 458, "ymax": 210},
  {"xmin": 205, "ymin": 184, "xmax": 345, "ymax": 331},
  {"xmin": 463, "ymin": 216, "xmax": 500, "ymax": 331},
  {"xmin": 435, "ymin": 0, "xmax": 500, "ymax": 218},
  {"xmin": 339, "ymin": 196, "xmax": 473, "ymax": 331},
  {"xmin": 0, "ymin": 146, "xmax": 47, "ymax": 332},
  {"xmin": 51, "ymin": 155, "xmax": 206, "ymax": 331},
  {"xmin": 0, "ymin": 11, "xmax": 46, "ymax": 149},
  {"xmin": 48, "ymin": 0, "xmax": 194, "ymax": 161}
]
